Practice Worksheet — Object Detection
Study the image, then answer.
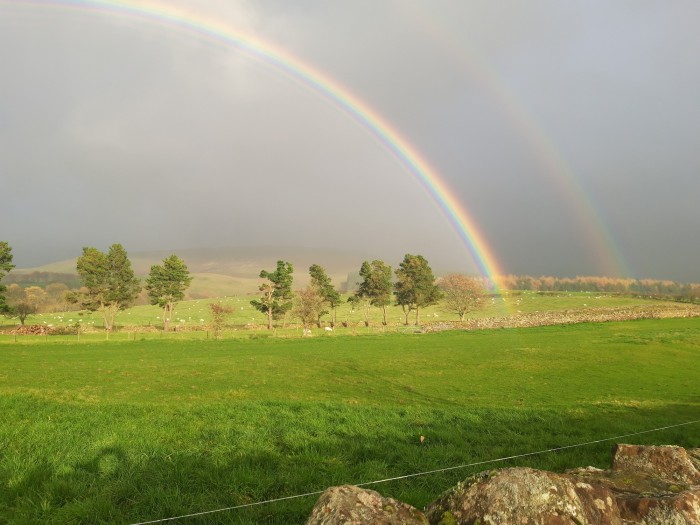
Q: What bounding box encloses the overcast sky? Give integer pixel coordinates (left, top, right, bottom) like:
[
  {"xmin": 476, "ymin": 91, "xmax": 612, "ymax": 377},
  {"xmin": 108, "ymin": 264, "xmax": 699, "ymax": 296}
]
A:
[{"xmin": 1, "ymin": 1, "xmax": 698, "ymax": 281}]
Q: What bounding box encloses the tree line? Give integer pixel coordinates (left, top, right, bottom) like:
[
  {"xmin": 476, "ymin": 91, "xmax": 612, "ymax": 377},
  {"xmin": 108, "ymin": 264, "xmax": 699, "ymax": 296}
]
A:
[
  {"xmin": 247, "ymin": 254, "xmax": 458, "ymax": 333},
  {"xmin": 499, "ymin": 274, "xmax": 700, "ymax": 299},
  {"xmin": 0, "ymin": 243, "xmax": 193, "ymax": 331},
  {"xmin": 2, "ymin": 240, "xmax": 698, "ymax": 331},
  {"xmin": 1, "ymin": 242, "xmax": 486, "ymax": 331}
]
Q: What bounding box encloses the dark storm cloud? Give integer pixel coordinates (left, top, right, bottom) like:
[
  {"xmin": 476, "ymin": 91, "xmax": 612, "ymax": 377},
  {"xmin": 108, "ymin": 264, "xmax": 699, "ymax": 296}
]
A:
[{"xmin": 1, "ymin": 1, "xmax": 698, "ymax": 281}]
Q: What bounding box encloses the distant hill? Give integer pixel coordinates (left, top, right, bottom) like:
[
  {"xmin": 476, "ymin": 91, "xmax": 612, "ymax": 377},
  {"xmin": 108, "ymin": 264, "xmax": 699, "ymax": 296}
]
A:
[
  {"xmin": 8, "ymin": 246, "xmax": 372, "ymax": 296},
  {"xmin": 186, "ymin": 273, "xmax": 262, "ymax": 298}
]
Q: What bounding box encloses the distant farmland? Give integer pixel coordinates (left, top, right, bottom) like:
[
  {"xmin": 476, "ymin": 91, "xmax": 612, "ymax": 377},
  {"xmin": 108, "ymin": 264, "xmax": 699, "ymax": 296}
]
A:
[{"xmin": 2, "ymin": 290, "xmax": 699, "ymax": 337}]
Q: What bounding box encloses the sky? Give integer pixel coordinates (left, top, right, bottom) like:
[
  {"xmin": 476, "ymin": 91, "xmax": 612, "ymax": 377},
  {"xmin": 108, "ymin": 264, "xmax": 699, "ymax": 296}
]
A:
[{"xmin": 1, "ymin": 0, "xmax": 699, "ymax": 282}]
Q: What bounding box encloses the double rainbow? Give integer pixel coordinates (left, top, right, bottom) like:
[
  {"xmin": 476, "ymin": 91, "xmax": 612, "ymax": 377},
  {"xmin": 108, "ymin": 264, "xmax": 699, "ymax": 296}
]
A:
[{"xmin": 7, "ymin": 0, "xmax": 506, "ymax": 285}]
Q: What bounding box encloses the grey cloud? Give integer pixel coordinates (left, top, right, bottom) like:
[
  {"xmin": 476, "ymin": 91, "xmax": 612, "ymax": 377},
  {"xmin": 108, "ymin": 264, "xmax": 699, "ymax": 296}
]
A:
[{"xmin": 1, "ymin": 1, "xmax": 698, "ymax": 281}]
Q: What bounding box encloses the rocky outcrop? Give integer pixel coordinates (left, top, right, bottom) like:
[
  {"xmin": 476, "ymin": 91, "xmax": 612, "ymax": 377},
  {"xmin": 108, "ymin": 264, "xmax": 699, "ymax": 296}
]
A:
[{"xmin": 307, "ymin": 445, "xmax": 700, "ymax": 525}]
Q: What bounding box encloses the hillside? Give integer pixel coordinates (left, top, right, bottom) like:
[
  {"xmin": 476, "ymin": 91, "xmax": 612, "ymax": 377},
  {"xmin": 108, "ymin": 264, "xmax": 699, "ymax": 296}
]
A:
[{"xmin": 8, "ymin": 246, "xmax": 372, "ymax": 296}]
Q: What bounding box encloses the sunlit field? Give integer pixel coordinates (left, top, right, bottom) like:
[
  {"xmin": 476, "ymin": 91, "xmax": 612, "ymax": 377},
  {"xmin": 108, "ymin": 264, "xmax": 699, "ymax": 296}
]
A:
[
  {"xmin": 3, "ymin": 2, "xmax": 699, "ymax": 523},
  {"xmin": 0, "ymin": 290, "xmax": 686, "ymax": 341},
  {"xmin": 1, "ymin": 316, "xmax": 699, "ymax": 524}
]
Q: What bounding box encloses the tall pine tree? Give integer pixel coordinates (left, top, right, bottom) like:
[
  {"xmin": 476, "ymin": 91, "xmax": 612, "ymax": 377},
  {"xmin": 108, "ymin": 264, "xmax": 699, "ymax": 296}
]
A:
[
  {"xmin": 355, "ymin": 260, "xmax": 393, "ymax": 325},
  {"xmin": 76, "ymin": 244, "xmax": 141, "ymax": 330},
  {"xmin": 309, "ymin": 264, "xmax": 341, "ymax": 327},
  {"xmin": 0, "ymin": 242, "xmax": 15, "ymax": 314},
  {"xmin": 394, "ymin": 254, "xmax": 442, "ymax": 325},
  {"xmin": 251, "ymin": 260, "xmax": 294, "ymax": 329},
  {"xmin": 146, "ymin": 255, "xmax": 193, "ymax": 331}
]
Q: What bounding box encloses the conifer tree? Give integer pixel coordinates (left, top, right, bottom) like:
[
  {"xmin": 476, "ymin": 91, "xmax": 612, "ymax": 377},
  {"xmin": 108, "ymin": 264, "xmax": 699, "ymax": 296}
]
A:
[
  {"xmin": 146, "ymin": 255, "xmax": 193, "ymax": 331},
  {"xmin": 355, "ymin": 260, "xmax": 393, "ymax": 325},
  {"xmin": 394, "ymin": 254, "xmax": 442, "ymax": 325},
  {"xmin": 0, "ymin": 241, "xmax": 14, "ymax": 314},
  {"xmin": 309, "ymin": 264, "xmax": 341, "ymax": 327},
  {"xmin": 251, "ymin": 260, "xmax": 294, "ymax": 329},
  {"xmin": 76, "ymin": 244, "xmax": 141, "ymax": 330}
]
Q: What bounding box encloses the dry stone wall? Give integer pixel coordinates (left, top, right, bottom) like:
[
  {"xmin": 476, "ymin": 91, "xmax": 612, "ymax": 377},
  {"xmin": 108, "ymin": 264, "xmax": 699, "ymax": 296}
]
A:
[{"xmin": 422, "ymin": 304, "xmax": 700, "ymax": 333}]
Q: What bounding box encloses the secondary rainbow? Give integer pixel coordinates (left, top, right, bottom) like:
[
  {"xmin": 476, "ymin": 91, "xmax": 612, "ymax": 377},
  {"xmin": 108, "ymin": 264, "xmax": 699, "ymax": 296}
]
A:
[
  {"xmin": 404, "ymin": 3, "xmax": 631, "ymax": 278},
  {"xmin": 6, "ymin": 0, "xmax": 506, "ymax": 285}
]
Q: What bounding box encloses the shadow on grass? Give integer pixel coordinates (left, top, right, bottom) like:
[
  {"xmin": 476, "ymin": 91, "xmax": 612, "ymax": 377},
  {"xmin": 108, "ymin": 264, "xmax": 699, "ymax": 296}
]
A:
[{"xmin": 1, "ymin": 402, "xmax": 699, "ymax": 524}]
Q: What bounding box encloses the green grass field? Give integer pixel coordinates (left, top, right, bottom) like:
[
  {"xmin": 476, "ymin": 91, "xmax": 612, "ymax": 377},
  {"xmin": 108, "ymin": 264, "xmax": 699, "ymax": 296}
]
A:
[
  {"xmin": 1, "ymin": 317, "xmax": 699, "ymax": 524},
  {"xmin": 0, "ymin": 291, "xmax": 684, "ymax": 337}
]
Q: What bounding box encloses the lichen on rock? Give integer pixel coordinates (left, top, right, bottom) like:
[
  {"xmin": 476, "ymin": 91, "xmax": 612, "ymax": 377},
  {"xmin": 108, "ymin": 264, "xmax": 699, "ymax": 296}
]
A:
[{"xmin": 305, "ymin": 484, "xmax": 428, "ymax": 525}]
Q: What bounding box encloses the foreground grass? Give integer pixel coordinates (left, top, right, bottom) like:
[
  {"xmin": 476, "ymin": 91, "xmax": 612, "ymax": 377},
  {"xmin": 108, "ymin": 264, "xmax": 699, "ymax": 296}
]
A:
[{"xmin": 1, "ymin": 318, "xmax": 699, "ymax": 523}]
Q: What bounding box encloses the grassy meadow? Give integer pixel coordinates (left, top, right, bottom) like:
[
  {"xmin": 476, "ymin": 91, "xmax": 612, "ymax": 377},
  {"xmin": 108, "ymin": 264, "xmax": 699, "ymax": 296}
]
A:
[
  {"xmin": 0, "ymin": 290, "xmax": 686, "ymax": 340},
  {"xmin": 1, "ymin": 314, "xmax": 699, "ymax": 524}
]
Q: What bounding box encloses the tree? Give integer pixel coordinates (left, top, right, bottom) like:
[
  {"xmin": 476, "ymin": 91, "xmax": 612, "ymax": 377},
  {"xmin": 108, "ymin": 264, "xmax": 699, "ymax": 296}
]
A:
[
  {"xmin": 394, "ymin": 254, "xmax": 442, "ymax": 325},
  {"xmin": 11, "ymin": 302, "xmax": 37, "ymax": 325},
  {"xmin": 5, "ymin": 284, "xmax": 32, "ymax": 324},
  {"xmin": 0, "ymin": 241, "xmax": 15, "ymax": 314},
  {"xmin": 76, "ymin": 244, "xmax": 141, "ymax": 330},
  {"xmin": 5, "ymin": 284, "xmax": 25, "ymax": 306},
  {"xmin": 209, "ymin": 302, "xmax": 233, "ymax": 339},
  {"xmin": 292, "ymin": 286, "xmax": 326, "ymax": 336},
  {"xmin": 250, "ymin": 260, "xmax": 294, "ymax": 330},
  {"xmin": 309, "ymin": 264, "xmax": 342, "ymax": 327},
  {"xmin": 347, "ymin": 291, "xmax": 371, "ymax": 327},
  {"xmin": 8, "ymin": 285, "xmax": 48, "ymax": 325},
  {"xmin": 146, "ymin": 255, "xmax": 193, "ymax": 331},
  {"xmin": 45, "ymin": 283, "xmax": 70, "ymax": 312},
  {"xmin": 439, "ymin": 273, "xmax": 486, "ymax": 321},
  {"xmin": 355, "ymin": 260, "xmax": 393, "ymax": 325}
]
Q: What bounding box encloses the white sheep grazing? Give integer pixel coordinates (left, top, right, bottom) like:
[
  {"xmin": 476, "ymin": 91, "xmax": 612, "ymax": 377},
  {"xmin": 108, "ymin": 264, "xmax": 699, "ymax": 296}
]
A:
[{"xmin": 324, "ymin": 326, "xmax": 333, "ymax": 332}]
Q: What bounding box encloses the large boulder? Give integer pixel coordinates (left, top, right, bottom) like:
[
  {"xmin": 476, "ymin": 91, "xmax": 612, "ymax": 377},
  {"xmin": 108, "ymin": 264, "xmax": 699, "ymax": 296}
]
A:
[
  {"xmin": 305, "ymin": 484, "xmax": 428, "ymax": 525},
  {"xmin": 424, "ymin": 467, "xmax": 622, "ymax": 525},
  {"xmin": 571, "ymin": 444, "xmax": 700, "ymax": 525},
  {"xmin": 610, "ymin": 444, "xmax": 700, "ymax": 485},
  {"xmin": 426, "ymin": 444, "xmax": 700, "ymax": 525}
]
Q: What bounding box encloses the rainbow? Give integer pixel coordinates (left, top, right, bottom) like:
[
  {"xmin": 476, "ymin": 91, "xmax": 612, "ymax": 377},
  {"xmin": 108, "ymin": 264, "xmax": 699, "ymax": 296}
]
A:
[
  {"xmin": 403, "ymin": 4, "xmax": 631, "ymax": 278},
  {"xmin": 4, "ymin": 0, "xmax": 507, "ymax": 287}
]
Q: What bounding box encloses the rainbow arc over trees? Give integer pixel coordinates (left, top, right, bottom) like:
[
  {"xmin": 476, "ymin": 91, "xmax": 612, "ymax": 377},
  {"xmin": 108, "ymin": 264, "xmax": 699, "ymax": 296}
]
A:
[
  {"xmin": 402, "ymin": 4, "xmax": 631, "ymax": 279},
  {"xmin": 9, "ymin": 0, "xmax": 507, "ymax": 286}
]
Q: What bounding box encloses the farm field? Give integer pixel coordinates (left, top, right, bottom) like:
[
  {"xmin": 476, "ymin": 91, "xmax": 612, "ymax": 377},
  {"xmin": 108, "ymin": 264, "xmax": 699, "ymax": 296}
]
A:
[
  {"xmin": 0, "ymin": 291, "xmax": 690, "ymax": 339},
  {"xmin": 1, "ymin": 317, "xmax": 699, "ymax": 524}
]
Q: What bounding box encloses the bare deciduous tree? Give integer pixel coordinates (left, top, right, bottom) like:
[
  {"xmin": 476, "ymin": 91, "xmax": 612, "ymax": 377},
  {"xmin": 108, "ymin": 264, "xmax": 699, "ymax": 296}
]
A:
[
  {"xmin": 439, "ymin": 273, "xmax": 486, "ymax": 322},
  {"xmin": 209, "ymin": 302, "xmax": 233, "ymax": 339},
  {"xmin": 292, "ymin": 286, "xmax": 326, "ymax": 336}
]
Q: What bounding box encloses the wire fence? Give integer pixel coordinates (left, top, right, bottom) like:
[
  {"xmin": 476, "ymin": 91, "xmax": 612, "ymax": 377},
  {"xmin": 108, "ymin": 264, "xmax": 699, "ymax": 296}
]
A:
[{"xmin": 129, "ymin": 418, "xmax": 700, "ymax": 525}]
